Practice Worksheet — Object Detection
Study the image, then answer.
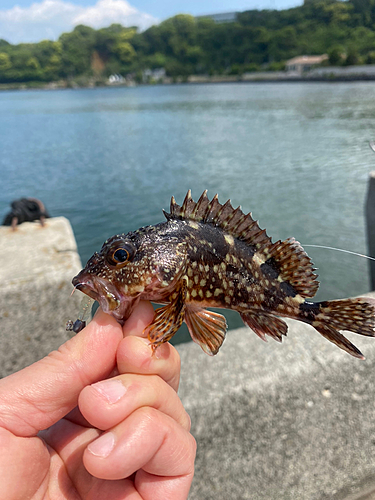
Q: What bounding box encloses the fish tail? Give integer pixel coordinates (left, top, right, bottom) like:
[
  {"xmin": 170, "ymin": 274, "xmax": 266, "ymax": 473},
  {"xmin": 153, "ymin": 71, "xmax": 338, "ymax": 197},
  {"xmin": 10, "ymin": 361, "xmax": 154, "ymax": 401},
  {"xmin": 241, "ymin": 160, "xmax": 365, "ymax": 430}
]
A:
[{"xmin": 301, "ymin": 298, "xmax": 375, "ymax": 359}]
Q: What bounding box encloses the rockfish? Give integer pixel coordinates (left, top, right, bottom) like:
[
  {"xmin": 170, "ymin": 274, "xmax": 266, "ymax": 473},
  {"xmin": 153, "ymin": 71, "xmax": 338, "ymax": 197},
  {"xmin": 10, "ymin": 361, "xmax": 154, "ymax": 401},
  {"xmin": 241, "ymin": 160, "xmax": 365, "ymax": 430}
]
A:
[{"xmin": 72, "ymin": 190, "xmax": 375, "ymax": 358}]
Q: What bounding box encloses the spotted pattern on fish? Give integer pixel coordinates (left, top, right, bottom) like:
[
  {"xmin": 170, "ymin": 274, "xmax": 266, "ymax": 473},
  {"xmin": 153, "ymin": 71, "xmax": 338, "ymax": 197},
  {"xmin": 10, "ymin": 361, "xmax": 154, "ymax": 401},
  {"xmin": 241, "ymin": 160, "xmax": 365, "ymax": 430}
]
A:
[{"xmin": 72, "ymin": 190, "xmax": 375, "ymax": 359}]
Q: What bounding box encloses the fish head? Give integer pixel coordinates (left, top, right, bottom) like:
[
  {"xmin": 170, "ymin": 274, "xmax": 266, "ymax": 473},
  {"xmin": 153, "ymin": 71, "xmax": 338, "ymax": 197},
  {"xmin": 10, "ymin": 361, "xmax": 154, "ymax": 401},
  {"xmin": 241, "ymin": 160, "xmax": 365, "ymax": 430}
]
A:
[
  {"xmin": 72, "ymin": 233, "xmax": 149, "ymax": 323},
  {"xmin": 72, "ymin": 226, "xmax": 187, "ymax": 324}
]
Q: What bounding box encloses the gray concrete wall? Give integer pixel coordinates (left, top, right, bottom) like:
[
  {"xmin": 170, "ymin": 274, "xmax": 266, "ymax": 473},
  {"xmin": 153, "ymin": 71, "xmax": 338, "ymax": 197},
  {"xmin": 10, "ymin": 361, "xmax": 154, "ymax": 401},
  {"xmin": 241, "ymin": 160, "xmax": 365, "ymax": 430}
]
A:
[
  {"xmin": 366, "ymin": 171, "xmax": 375, "ymax": 291},
  {"xmin": 177, "ymin": 305, "xmax": 375, "ymax": 500},
  {"xmin": 310, "ymin": 64, "xmax": 375, "ymax": 78},
  {"xmin": 0, "ymin": 217, "xmax": 82, "ymax": 377}
]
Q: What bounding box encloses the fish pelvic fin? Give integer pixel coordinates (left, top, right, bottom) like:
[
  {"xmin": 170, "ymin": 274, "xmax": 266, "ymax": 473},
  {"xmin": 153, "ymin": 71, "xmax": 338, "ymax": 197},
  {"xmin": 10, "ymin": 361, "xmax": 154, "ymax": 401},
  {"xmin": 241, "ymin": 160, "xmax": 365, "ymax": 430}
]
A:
[
  {"xmin": 185, "ymin": 305, "xmax": 227, "ymax": 356},
  {"xmin": 240, "ymin": 310, "xmax": 288, "ymax": 343},
  {"xmin": 300, "ymin": 298, "xmax": 375, "ymax": 359}
]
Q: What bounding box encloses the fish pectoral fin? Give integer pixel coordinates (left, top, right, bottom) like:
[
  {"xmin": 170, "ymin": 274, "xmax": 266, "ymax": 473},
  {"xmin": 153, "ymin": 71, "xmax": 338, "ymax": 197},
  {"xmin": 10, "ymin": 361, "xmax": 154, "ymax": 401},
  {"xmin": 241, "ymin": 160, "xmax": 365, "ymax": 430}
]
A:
[
  {"xmin": 145, "ymin": 280, "xmax": 187, "ymax": 349},
  {"xmin": 240, "ymin": 310, "xmax": 288, "ymax": 342},
  {"xmin": 184, "ymin": 306, "xmax": 227, "ymax": 356}
]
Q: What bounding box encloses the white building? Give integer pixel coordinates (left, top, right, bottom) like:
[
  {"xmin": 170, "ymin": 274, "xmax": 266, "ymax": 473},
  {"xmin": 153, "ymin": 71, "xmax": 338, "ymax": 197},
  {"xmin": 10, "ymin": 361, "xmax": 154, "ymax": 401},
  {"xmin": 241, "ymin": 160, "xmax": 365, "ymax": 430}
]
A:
[{"xmin": 285, "ymin": 55, "xmax": 328, "ymax": 74}]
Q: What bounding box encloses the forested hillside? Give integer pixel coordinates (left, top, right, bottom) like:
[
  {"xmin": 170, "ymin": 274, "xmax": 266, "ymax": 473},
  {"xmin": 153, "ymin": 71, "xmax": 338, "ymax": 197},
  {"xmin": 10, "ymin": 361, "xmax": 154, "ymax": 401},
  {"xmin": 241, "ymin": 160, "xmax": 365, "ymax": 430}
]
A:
[{"xmin": 1, "ymin": 0, "xmax": 375, "ymax": 84}]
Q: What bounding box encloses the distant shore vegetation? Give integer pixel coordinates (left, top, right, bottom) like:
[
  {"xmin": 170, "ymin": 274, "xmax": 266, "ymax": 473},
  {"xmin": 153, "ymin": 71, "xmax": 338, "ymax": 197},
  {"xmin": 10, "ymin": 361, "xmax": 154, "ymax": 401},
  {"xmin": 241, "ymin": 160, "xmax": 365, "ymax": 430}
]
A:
[{"xmin": 1, "ymin": 0, "xmax": 375, "ymax": 87}]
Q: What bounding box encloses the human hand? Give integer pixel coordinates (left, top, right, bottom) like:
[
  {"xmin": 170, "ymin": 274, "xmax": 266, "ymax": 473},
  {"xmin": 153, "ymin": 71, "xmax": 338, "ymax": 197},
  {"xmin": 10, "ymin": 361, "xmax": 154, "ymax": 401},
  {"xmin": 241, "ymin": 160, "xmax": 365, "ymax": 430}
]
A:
[{"xmin": 0, "ymin": 301, "xmax": 196, "ymax": 499}]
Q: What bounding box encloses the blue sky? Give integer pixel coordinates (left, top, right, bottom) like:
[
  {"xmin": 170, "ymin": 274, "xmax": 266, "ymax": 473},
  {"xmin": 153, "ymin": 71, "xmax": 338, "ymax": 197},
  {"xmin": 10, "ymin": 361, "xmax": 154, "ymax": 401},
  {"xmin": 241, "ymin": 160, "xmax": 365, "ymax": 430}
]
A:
[{"xmin": 0, "ymin": 0, "xmax": 302, "ymax": 44}]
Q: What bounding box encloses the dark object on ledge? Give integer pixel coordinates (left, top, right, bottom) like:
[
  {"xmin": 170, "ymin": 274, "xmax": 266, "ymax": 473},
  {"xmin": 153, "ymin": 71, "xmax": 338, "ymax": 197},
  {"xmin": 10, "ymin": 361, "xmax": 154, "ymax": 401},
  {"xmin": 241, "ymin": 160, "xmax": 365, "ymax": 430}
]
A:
[
  {"xmin": 66, "ymin": 319, "xmax": 86, "ymax": 333},
  {"xmin": 2, "ymin": 198, "xmax": 50, "ymax": 230}
]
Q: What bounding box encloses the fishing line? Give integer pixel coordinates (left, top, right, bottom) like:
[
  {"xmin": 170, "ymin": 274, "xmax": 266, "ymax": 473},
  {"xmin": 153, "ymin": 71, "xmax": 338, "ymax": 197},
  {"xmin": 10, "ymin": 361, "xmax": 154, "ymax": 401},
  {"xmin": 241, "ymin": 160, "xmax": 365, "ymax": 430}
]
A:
[{"xmin": 303, "ymin": 244, "xmax": 375, "ymax": 262}]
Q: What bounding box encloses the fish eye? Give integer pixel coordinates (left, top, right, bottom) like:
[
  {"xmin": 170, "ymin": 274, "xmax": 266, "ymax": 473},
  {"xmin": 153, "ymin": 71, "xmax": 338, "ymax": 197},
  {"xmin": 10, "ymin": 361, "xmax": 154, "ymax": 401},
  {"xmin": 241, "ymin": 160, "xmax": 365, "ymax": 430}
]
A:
[
  {"xmin": 113, "ymin": 248, "xmax": 129, "ymax": 263},
  {"xmin": 107, "ymin": 242, "xmax": 136, "ymax": 267}
]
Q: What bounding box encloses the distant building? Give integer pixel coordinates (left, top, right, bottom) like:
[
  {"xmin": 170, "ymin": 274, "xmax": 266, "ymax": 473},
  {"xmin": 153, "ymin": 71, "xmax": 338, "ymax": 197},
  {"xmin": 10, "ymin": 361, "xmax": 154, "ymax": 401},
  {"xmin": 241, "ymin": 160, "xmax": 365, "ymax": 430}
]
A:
[
  {"xmin": 195, "ymin": 12, "xmax": 238, "ymax": 23},
  {"xmin": 108, "ymin": 74, "xmax": 125, "ymax": 84},
  {"xmin": 285, "ymin": 55, "xmax": 328, "ymax": 74},
  {"xmin": 142, "ymin": 68, "xmax": 166, "ymax": 83}
]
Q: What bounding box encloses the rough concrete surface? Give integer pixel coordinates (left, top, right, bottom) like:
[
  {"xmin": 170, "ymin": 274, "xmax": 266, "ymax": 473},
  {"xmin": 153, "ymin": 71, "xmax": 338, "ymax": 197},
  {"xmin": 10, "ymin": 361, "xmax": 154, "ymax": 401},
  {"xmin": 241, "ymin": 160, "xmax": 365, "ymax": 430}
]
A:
[
  {"xmin": 0, "ymin": 217, "xmax": 82, "ymax": 377},
  {"xmin": 177, "ymin": 294, "xmax": 375, "ymax": 500}
]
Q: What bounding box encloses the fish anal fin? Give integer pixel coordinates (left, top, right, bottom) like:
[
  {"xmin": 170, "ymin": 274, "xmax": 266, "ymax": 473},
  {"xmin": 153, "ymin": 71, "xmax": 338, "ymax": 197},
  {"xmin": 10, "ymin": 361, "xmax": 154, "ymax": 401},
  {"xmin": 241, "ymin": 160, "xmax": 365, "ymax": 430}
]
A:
[
  {"xmin": 263, "ymin": 237, "xmax": 319, "ymax": 298},
  {"xmin": 145, "ymin": 280, "xmax": 186, "ymax": 349},
  {"xmin": 185, "ymin": 305, "xmax": 227, "ymax": 355},
  {"xmin": 241, "ymin": 311, "xmax": 288, "ymax": 342}
]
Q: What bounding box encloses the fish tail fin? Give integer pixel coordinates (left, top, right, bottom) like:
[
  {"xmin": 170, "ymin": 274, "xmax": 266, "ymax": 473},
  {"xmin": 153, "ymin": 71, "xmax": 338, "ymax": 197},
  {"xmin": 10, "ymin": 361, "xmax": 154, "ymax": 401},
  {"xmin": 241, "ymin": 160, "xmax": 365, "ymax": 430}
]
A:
[{"xmin": 303, "ymin": 298, "xmax": 375, "ymax": 359}]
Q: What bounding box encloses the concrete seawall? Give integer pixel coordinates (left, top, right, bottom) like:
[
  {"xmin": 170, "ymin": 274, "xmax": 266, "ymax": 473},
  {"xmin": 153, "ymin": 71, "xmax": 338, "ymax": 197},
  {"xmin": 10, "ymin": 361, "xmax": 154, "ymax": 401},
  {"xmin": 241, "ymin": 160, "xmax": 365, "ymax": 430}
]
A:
[
  {"xmin": 0, "ymin": 217, "xmax": 82, "ymax": 376},
  {"xmin": 1, "ymin": 217, "xmax": 375, "ymax": 499},
  {"xmin": 178, "ymin": 309, "xmax": 375, "ymax": 500}
]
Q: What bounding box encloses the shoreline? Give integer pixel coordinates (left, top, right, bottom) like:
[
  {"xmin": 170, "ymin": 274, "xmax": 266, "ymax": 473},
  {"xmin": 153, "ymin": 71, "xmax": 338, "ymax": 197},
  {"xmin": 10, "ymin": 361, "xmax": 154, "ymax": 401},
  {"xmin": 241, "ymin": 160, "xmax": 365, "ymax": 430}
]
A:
[{"xmin": 4, "ymin": 66, "xmax": 375, "ymax": 91}]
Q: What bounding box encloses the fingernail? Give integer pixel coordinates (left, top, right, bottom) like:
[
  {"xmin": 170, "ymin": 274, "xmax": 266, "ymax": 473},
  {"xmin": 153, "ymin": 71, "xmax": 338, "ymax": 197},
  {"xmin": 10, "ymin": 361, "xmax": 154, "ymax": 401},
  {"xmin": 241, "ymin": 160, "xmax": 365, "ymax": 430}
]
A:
[
  {"xmin": 153, "ymin": 342, "xmax": 169, "ymax": 360},
  {"xmin": 87, "ymin": 432, "xmax": 115, "ymax": 458},
  {"xmin": 91, "ymin": 379, "xmax": 127, "ymax": 404}
]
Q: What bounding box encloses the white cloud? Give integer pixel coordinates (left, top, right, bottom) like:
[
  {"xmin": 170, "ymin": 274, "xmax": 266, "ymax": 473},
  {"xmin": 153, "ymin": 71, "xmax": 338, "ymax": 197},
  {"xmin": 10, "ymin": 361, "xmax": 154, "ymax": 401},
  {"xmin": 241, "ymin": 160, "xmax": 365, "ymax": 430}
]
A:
[
  {"xmin": 72, "ymin": 0, "xmax": 156, "ymax": 30},
  {"xmin": 0, "ymin": 0, "xmax": 159, "ymax": 44}
]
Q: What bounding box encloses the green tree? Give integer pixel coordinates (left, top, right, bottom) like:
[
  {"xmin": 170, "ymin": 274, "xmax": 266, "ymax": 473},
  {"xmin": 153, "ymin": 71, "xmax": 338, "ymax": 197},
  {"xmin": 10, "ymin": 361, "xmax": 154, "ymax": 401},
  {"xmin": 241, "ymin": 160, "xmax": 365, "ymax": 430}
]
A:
[
  {"xmin": 33, "ymin": 40, "xmax": 62, "ymax": 80},
  {"xmin": 328, "ymin": 45, "xmax": 344, "ymax": 65},
  {"xmin": 0, "ymin": 52, "xmax": 11, "ymax": 71},
  {"xmin": 114, "ymin": 41, "xmax": 136, "ymax": 64},
  {"xmin": 26, "ymin": 56, "xmax": 40, "ymax": 70},
  {"xmin": 112, "ymin": 30, "xmax": 136, "ymax": 66},
  {"xmin": 349, "ymin": 0, "xmax": 375, "ymax": 27},
  {"xmin": 59, "ymin": 25, "xmax": 96, "ymax": 77},
  {"xmin": 96, "ymin": 25, "xmax": 135, "ymax": 60},
  {"xmin": 0, "ymin": 39, "xmax": 11, "ymax": 49},
  {"xmin": 269, "ymin": 26, "xmax": 298, "ymax": 61},
  {"xmin": 344, "ymin": 47, "xmax": 361, "ymax": 65}
]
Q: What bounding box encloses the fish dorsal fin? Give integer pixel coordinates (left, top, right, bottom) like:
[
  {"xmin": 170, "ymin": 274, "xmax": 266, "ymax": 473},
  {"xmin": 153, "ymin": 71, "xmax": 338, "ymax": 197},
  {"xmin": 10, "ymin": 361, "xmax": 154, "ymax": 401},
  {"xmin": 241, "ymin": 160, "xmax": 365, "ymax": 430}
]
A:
[
  {"xmin": 165, "ymin": 191, "xmax": 319, "ymax": 298},
  {"xmin": 264, "ymin": 238, "xmax": 320, "ymax": 298},
  {"xmin": 165, "ymin": 190, "xmax": 272, "ymax": 249}
]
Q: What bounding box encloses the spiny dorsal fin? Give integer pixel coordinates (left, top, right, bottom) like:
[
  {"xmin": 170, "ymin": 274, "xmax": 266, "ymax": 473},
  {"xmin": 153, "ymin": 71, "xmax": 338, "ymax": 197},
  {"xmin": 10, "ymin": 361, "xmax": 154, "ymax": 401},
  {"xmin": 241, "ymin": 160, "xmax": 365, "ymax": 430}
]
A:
[
  {"xmin": 165, "ymin": 190, "xmax": 272, "ymax": 249},
  {"xmin": 164, "ymin": 191, "xmax": 319, "ymax": 298}
]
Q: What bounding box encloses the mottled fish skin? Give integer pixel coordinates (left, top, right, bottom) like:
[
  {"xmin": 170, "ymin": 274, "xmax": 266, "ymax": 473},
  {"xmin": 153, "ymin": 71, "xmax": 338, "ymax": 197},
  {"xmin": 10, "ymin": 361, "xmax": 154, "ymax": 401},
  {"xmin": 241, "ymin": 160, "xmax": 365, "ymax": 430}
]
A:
[{"xmin": 72, "ymin": 190, "xmax": 375, "ymax": 359}]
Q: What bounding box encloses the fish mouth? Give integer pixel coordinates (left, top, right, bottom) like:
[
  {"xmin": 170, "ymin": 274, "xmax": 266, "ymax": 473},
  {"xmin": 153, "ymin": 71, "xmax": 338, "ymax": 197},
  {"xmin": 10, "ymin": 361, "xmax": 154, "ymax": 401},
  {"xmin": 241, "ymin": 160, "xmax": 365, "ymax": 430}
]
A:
[
  {"xmin": 72, "ymin": 273, "xmax": 133, "ymax": 323},
  {"xmin": 72, "ymin": 280, "xmax": 100, "ymax": 302}
]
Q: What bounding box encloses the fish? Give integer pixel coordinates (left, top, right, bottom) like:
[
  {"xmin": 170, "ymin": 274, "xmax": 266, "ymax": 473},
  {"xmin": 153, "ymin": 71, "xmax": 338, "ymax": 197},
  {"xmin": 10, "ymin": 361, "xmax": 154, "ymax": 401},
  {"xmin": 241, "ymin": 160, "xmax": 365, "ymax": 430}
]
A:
[{"xmin": 72, "ymin": 190, "xmax": 375, "ymax": 359}]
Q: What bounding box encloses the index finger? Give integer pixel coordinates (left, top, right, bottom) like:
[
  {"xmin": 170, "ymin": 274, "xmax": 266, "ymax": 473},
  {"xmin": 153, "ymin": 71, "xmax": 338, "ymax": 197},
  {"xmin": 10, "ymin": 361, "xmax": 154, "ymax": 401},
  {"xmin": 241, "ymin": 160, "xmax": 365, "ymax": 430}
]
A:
[
  {"xmin": 0, "ymin": 309, "xmax": 123, "ymax": 437},
  {"xmin": 117, "ymin": 301, "xmax": 181, "ymax": 391}
]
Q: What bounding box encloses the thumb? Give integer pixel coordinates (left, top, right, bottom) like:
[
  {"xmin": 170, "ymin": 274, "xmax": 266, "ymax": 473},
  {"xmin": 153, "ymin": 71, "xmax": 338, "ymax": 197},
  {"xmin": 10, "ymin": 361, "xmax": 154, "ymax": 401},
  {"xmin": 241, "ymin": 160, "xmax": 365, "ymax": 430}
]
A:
[{"xmin": 0, "ymin": 309, "xmax": 123, "ymax": 437}]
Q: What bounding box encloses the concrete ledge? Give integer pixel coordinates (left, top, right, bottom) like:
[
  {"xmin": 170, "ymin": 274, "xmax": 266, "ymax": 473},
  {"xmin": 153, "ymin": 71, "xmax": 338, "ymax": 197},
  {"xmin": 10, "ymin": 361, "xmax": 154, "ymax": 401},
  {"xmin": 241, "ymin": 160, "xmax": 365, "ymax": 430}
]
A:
[
  {"xmin": 177, "ymin": 295, "xmax": 375, "ymax": 500},
  {"xmin": 0, "ymin": 217, "xmax": 82, "ymax": 377}
]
